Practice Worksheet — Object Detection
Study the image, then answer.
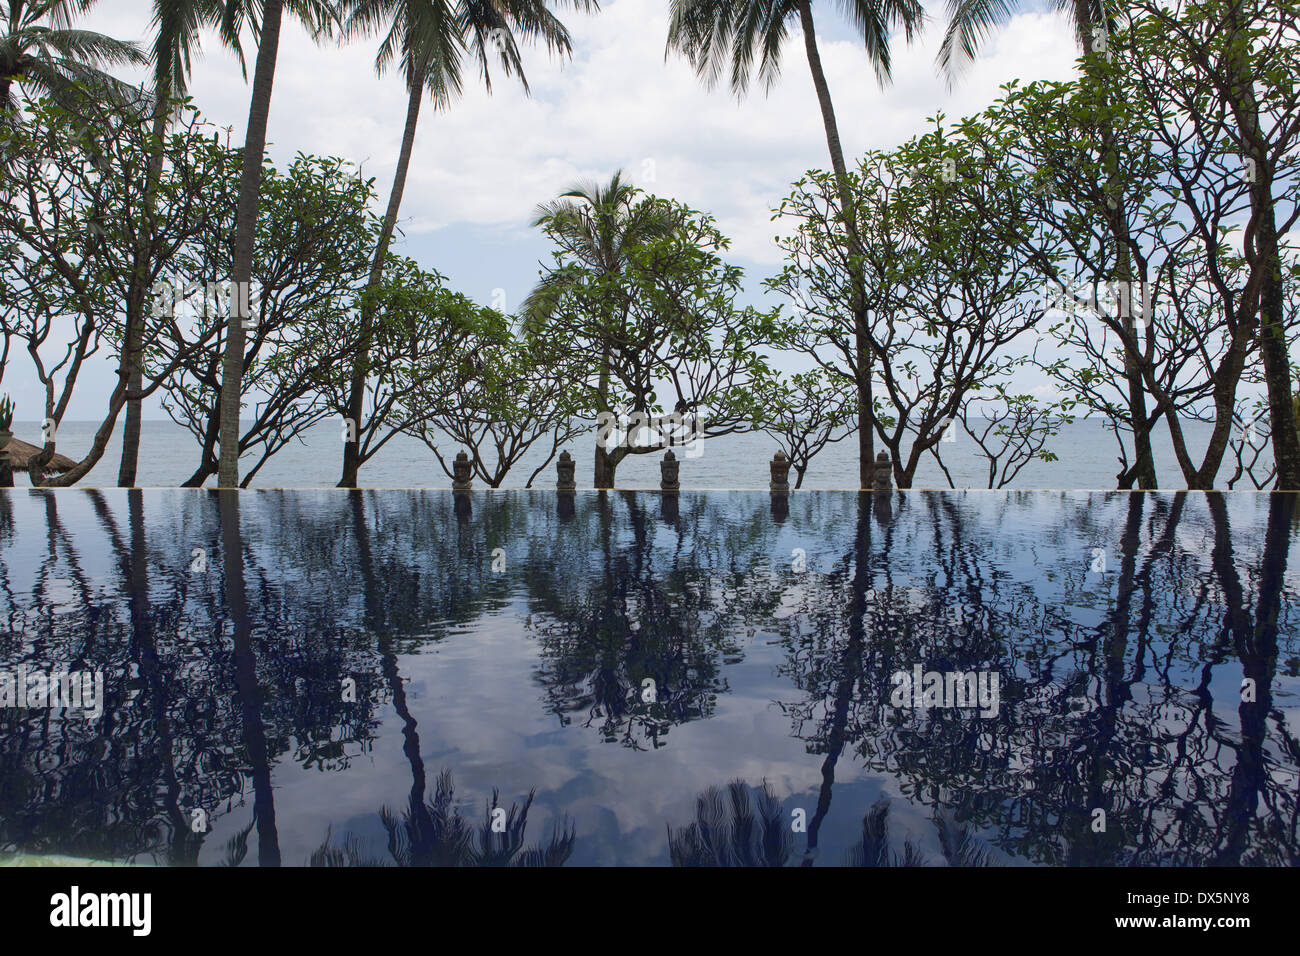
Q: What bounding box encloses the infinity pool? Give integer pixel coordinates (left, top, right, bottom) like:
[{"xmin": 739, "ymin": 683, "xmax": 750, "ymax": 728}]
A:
[{"xmin": 1, "ymin": 489, "xmax": 1297, "ymax": 866}]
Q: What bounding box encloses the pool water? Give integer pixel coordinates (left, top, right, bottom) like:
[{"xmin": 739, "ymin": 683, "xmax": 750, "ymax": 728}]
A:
[{"xmin": 0, "ymin": 489, "xmax": 1297, "ymax": 866}]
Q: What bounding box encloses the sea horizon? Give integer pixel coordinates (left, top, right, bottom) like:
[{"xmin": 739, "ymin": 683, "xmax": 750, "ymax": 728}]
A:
[{"xmin": 9, "ymin": 416, "xmax": 1232, "ymax": 490}]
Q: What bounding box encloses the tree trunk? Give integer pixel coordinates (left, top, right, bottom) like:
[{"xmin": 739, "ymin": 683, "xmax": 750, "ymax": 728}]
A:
[
  {"xmin": 118, "ymin": 324, "xmax": 145, "ymax": 485},
  {"xmin": 1076, "ymin": 7, "xmax": 1158, "ymax": 489},
  {"xmin": 1223, "ymin": 4, "xmax": 1300, "ymax": 488},
  {"xmin": 32, "ymin": 383, "xmax": 131, "ymax": 486},
  {"xmin": 592, "ymin": 339, "xmax": 615, "ymax": 488},
  {"xmin": 798, "ymin": 0, "xmax": 874, "ymax": 487},
  {"xmin": 856, "ymin": 349, "xmax": 873, "ymax": 489},
  {"xmin": 219, "ymin": 490, "xmax": 281, "ymax": 865},
  {"xmin": 218, "ymin": 0, "xmax": 284, "ymax": 489},
  {"xmin": 1253, "ymin": 208, "xmax": 1300, "ymax": 488},
  {"xmin": 594, "ymin": 444, "xmax": 617, "ymax": 488},
  {"xmin": 118, "ymin": 107, "xmax": 171, "ymax": 487},
  {"xmin": 339, "ymin": 72, "xmax": 425, "ymax": 488}
]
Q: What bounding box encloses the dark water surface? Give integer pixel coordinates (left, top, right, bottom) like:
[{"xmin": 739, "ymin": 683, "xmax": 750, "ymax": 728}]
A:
[{"xmin": 1, "ymin": 489, "xmax": 1297, "ymax": 867}]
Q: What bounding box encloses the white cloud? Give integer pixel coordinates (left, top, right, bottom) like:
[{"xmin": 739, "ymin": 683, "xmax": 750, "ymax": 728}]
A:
[
  {"xmin": 91, "ymin": 0, "xmax": 1078, "ymax": 260},
  {"xmin": 6, "ymin": 0, "xmax": 1082, "ymax": 419}
]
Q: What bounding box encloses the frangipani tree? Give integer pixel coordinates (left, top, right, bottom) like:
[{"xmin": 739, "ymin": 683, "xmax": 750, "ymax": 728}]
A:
[{"xmin": 335, "ymin": 0, "xmax": 594, "ymax": 488}]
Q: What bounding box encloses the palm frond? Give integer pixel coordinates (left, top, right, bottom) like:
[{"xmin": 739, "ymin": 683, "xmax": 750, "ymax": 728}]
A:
[
  {"xmin": 669, "ymin": 779, "xmax": 791, "ymax": 866},
  {"xmin": 844, "ymin": 796, "xmax": 893, "ymax": 866},
  {"xmin": 218, "ymin": 815, "xmax": 257, "ymax": 867},
  {"xmin": 935, "ymin": 811, "xmax": 997, "ymax": 867}
]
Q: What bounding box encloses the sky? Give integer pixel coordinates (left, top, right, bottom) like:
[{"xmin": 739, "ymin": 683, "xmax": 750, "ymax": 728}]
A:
[{"xmin": 5, "ymin": 0, "xmax": 1081, "ymax": 418}]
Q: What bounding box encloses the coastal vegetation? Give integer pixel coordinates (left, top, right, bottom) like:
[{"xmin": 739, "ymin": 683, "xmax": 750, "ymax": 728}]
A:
[{"xmin": 0, "ymin": 0, "xmax": 1296, "ymax": 490}]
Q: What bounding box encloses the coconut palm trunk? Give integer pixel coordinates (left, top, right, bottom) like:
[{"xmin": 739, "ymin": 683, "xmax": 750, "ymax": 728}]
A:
[
  {"xmin": 218, "ymin": 0, "xmax": 285, "ymax": 488},
  {"xmin": 795, "ymin": 1, "xmax": 875, "ymax": 487},
  {"xmin": 339, "ymin": 70, "xmax": 424, "ymax": 488}
]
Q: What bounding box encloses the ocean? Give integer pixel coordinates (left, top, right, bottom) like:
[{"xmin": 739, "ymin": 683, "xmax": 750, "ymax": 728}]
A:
[{"xmin": 9, "ymin": 417, "xmax": 1234, "ymax": 489}]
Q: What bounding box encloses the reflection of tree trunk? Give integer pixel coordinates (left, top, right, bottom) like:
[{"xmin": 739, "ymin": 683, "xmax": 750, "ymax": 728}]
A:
[
  {"xmin": 38, "ymin": 493, "xmax": 97, "ymax": 626},
  {"xmin": 219, "ymin": 490, "xmax": 280, "ymax": 865},
  {"xmin": 802, "ymin": 491, "xmax": 872, "ymax": 864},
  {"xmin": 1209, "ymin": 492, "xmax": 1293, "ymax": 863},
  {"xmin": 123, "ymin": 490, "xmax": 196, "ymax": 864},
  {"xmin": 84, "ymin": 490, "xmax": 197, "ymax": 862},
  {"xmin": 1104, "ymin": 494, "xmax": 1144, "ymax": 697},
  {"xmin": 349, "ymin": 491, "xmax": 431, "ymax": 830},
  {"xmin": 1070, "ymin": 492, "xmax": 1145, "ymax": 864}
]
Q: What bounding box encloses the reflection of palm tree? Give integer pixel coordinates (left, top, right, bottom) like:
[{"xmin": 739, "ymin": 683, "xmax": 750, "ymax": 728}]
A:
[
  {"xmin": 933, "ymin": 810, "xmax": 997, "ymax": 867},
  {"xmin": 668, "ymin": 784, "xmax": 998, "ymax": 866},
  {"xmin": 800, "ymin": 492, "xmax": 877, "ymax": 864},
  {"xmin": 846, "ymin": 800, "xmax": 996, "ymax": 867},
  {"xmin": 669, "ymin": 780, "xmax": 791, "ymax": 867},
  {"xmin": 310, "ymin": 770, "xmax": 576, "ymax": 867},
  {"xmin": 219, "ymin": 490, "xmax": 281, "ymax": 865},
  {"xmin": 844, "ymin": 799, "xmax": 921, "ymax": 867}
]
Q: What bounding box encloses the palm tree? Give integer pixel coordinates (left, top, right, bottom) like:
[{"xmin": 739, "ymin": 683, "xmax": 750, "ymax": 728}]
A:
[
  {"xmin": 117, "ymin": 0, "xmax": 242, "ymax": 487},
  {"xmin": 523, "ymin": 171, "xmax": 681, "ymax": 488},
  {"xmin": 665, "ymin": 0, "xmax": 924, "ymax": 490},
  {"xmin": 334, "ymin": 0, "xmax": 592, "ymax": 489},
  {"xmin": 1, "ymin": 0, "xmax": 147, "ymax": 115},
  {"xmin": 525, "ymin": 171, "xmax": 677, "ymax": 300},
  {"xmin": 937, "ymin": 0, "xmax": 1102, "ymax": 80},
  {"xmin": 217, "ymin": 0, "xmax": 334, "ymax": 489}
]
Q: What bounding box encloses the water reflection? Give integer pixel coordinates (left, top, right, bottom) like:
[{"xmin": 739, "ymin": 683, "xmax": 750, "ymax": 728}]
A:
[
  {"xmin": 309, "ymin": 770, "xmax": 576, "ymax": 868},
  {"xmin": 0, "ymin": 489, "xmax": 1296, "ymax": 866}
]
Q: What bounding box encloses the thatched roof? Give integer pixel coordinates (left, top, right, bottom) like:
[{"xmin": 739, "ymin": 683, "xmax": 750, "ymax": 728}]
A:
[{"xmin": 2, "ymin": 438, "xmax": 77, "ymax": 474}]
